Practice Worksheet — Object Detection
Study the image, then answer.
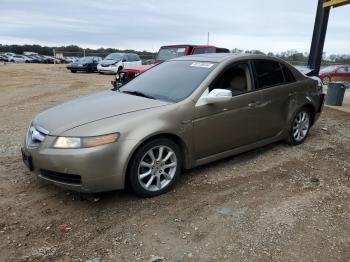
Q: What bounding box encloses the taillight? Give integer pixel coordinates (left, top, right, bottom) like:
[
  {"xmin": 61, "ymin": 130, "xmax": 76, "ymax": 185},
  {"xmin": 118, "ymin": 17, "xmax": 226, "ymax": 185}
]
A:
[{"xmin": 310, "ymin": 76, "xmax": 323, "ymax": 92}]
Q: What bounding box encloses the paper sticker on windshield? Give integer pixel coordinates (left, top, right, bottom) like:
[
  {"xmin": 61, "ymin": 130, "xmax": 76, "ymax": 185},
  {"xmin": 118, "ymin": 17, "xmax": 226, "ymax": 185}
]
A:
[
  {"xmin": 177, "ymin": 48, "xmax": 186, "ymax": 53},
  {"xmin": 190, "ymin": 62, "xmax": 214, "ymax": 68}
]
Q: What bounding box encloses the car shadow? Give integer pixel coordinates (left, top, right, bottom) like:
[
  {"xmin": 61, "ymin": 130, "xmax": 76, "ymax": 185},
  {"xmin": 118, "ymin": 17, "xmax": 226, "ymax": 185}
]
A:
[{"xmin": 79, "ymin": 140, "xmax": 284, "ymax": 204}]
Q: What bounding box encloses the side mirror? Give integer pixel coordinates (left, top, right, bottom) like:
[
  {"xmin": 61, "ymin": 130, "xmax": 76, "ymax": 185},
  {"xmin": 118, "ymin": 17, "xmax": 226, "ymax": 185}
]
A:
[
  {"xmin": 122, "ymin": 59, "xmax": 127, "ymax": 62},
  {"xmin": 206, "ymin": 89, "xmax": 232, "ymax": 104}
]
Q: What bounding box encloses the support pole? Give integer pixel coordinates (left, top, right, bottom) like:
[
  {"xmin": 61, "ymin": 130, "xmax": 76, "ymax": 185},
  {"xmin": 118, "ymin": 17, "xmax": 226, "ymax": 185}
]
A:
[
  {"xmin": 307, "ymin": 0, "xmax": 331, "ymax": 75},
  {"xmin": 53, "ymin": 48, "xmax": 56, "ymax": 65}
]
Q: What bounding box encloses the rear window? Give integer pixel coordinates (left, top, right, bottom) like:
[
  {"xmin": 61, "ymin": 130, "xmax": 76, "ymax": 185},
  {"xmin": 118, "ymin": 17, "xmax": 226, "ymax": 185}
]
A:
[
  {"xmin": 254, "ymin": 60, "xmax": 285, "ymax": 89},
  {"xmin": 130, "ymin": 54, "xmax": 140, "ymax": 61},
  {"xmin": 192, "ymin": 47, "xmax": 215, "ymax": 55},
  {"xmin": 156, "ymin": 47, "xmax": 186, "ymax": 61}
]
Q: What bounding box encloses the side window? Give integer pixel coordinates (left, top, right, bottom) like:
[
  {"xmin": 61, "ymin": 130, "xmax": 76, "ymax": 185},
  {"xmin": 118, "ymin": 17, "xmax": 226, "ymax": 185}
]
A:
[
  {"xmin": 254, "ymin": 60, "xmax": 285, "ymax": 89},
  {"xmin": 281, "ymin": 64, "xmax": 296, "ymax": 83},
  {"xmin": 338, "ymin": 67, "xmax": 348, "ymax": 72},
  {"xmin": 134, "ymin": 54, "xmax": 141, "ymax": 61},
  {"xmin": 122, "ymin": 55, "xmax": 128, "ymax": 62},
  {"xmin": 210, "ymin": 63, "xmax": 252, "ymax": 96}
]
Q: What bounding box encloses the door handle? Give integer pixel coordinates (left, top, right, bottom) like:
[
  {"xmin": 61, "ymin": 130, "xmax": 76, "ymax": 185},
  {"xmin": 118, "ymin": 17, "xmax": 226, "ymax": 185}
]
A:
[{"xmin": 248, "ymin": 101, "xmax": 261, "ymax": 108}]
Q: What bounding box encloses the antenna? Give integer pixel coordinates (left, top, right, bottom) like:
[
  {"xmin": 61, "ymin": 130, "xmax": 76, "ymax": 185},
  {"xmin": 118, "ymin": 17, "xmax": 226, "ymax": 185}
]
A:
[{"xmin": 207, "ymin": 32, "xmax": 210, "ymax": 45}]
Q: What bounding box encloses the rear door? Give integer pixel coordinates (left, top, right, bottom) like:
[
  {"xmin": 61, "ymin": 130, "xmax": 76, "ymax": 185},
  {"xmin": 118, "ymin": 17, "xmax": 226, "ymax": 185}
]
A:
[
  {"xmin": 335, "ymin": 66, "xmax": 350, "ymax": 82},
  {"xmin": 134, "ymin": 54, "xmax": 142, "ymax": 66},
  {"xmin": 251, "ymin": 59, "xmax": 294, "ymax": 138}
]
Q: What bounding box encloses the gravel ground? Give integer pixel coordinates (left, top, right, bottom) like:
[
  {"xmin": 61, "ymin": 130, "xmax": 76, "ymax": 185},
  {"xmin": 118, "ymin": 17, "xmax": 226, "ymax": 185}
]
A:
[{"xmin": 0, "ymin": 63, "xmax": 349, "ymax": 262}]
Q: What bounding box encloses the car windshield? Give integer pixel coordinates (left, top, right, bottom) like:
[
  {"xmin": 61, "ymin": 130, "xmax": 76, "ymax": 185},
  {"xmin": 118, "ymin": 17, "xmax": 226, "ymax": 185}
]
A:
[
  {"xmin": 78, "ymin": 57, "xmax": 93, "ymax": 62},
  {"xmin": 105, "ymin": 53, "xmax": 123, "ymax": 60},
  {"xmin": 321, "ymin": 65, "xmax": 338, "ymax": 73},
  {"xmin": 119, "ymin": 60, "xmax": 217, "ymax": 102},
  {"xmin": 156, "ymin": 47, "xmax": 187, "ymax": 61}
]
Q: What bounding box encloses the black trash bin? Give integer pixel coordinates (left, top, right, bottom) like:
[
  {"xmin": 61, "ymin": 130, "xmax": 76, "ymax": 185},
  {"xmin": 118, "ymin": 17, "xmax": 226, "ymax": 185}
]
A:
[{"xmin": 325, "ymin": 83, "xmax": 346, "ymax": 106}]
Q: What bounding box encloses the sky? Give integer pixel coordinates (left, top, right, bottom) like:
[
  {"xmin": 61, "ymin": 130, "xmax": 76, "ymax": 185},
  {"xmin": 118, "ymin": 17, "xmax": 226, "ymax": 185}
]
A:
[{"xmin": 0, "ymin": 0, "xmax": 349, "ymax": 54}]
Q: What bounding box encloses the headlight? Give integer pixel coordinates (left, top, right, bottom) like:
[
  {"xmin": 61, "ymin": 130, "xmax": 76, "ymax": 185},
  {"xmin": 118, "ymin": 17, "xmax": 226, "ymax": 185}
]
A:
[{"xmin": 53, "ymin": 133, "xmax": 120, "ymax": 148}]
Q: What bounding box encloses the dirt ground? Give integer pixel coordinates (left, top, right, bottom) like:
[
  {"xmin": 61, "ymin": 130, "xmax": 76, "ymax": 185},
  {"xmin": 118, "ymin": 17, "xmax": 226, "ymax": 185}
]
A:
[{"xmin": 0, "ymin": 63, "xmax": 349, "ymax": 262}]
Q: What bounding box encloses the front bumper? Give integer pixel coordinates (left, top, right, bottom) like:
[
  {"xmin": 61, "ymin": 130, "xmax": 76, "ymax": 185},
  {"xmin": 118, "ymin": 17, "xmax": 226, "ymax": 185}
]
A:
[
  {"xmin": 67, "ymin": 65, "xmax": 89, "ymax": 71},
  {"xmin": 97, "ymin": 65, "xmax": 118, "ymax": 74},
  {"xmin": 21, "ymin": 136, "xmax": 138, "ymax": 193}
]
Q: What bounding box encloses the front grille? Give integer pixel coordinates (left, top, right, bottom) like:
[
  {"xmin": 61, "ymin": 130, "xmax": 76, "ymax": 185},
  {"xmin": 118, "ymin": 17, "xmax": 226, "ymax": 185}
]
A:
[{"xmin": 40, "ymin": 169, "xmax": 82, "ymax": 185}]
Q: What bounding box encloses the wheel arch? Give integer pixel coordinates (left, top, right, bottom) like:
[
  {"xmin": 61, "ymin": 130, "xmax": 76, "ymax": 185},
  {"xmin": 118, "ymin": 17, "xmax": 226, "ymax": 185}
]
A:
[
  {"xmin": 302, "ymin": 103, "xmax": 316, "ymax": 126},
  {"xmin": 292, "ymin": 103, "xmax": 316, "ymax": 127},
  {"xmin": 123, "ymin": 133, "xmax": 191, "ymax": 188}
]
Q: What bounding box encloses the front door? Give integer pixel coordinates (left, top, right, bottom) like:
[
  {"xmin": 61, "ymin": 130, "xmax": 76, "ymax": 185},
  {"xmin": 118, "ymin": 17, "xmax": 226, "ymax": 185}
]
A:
[
  {"xmin": 193, "ymin": 62, "xmax": 264, "ymax": 160},
  {"xmin": 336, "ymin": 66, "xmax": 350, "ymax": 82}
]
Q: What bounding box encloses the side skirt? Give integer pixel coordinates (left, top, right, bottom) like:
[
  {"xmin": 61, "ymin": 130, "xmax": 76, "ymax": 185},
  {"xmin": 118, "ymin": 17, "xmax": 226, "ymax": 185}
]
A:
[{"xmin": 193, "ymin": 134, "xmax": 285, "ymax": 168}]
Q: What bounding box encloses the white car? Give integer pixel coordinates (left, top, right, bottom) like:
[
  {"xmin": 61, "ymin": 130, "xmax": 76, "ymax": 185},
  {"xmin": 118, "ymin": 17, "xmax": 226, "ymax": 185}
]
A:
[
  {"xmin": 97, "ymin": 53, "xmax": 141, "ymax": 74},
  {"xmin": 9, "ymin": 55, "xmax": 27, "ymax": 63}
]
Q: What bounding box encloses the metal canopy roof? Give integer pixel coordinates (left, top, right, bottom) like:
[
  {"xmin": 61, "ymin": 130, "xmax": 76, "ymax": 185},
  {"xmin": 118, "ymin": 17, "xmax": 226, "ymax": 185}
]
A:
[{"xmin": 323, "ymin": 0, "xmax": 350, "ymax": 8}]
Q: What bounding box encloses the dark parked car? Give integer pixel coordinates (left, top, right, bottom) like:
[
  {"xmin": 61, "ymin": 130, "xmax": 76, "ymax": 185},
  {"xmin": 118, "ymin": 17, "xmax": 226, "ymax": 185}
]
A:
[
  {"xmin": 67, "ymin": 56, "xmax": 102, "ymax": 73},
  {"xmin": 26, "ymin": 55, "xmax": 41, "ymax": 63},
  {"xmin": 22, "ymin": 53, "xmax": 325, "ymax": 197},
  {"xmin": 319, "ymin": 65, "xmax": 350, "ymax": 85}
]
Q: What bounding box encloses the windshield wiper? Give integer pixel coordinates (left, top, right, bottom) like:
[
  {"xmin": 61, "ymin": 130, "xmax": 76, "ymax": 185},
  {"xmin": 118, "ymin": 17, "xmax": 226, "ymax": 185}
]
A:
[{"xmin": 121, "ymin": 90, "xmax": 156, "ymax": 100}]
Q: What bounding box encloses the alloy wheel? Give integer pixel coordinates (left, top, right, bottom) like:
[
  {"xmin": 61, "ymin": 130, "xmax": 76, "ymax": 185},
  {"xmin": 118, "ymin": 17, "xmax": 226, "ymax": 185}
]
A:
[
  {"xmin": 292, "ymin": 111, "xmax": 310, "ymax": 142},
  {"xmin": 138, "ymin": 145, "xmax": 177, "ymax": 192}
]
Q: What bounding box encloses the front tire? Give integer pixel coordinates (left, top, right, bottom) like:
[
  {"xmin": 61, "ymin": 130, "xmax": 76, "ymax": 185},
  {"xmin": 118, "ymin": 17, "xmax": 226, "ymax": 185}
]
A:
[
  {"xmin": 287, "ymin": 108, "xmax": 311, "ymax": 145},
  {"xmin": 70, "ymin": 70, "xmax": 77, "ymax": 73},
  {"xmin": 128, "ymin": 138, "xmax": 181, "ymax": 197}
]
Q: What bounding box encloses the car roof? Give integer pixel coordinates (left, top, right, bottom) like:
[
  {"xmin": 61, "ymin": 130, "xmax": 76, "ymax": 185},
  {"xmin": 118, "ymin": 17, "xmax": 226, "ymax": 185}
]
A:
[
  {"xmin": 160, "ymin": 44, "xmax": 224, "ymax": 49},
  {"xmin": 171, "ymin": 52, "xmax": 266, "ymax": 63}
]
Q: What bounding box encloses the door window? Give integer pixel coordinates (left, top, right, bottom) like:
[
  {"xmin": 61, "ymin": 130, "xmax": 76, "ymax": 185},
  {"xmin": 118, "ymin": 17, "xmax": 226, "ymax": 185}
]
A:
[
  {"xmin": 338, "ymin": 67, "xmax": 348, "ymax": 72},
  {"xmin": 210, "ymin": 63, "xmax": 252, "ymax": 96},
  {"xmin": 254, "ymin": 60, "xmax": 285, "ymax": 89},
  {"xmin": 281, "ymin": 64, "xmax": 296, "ymax": 83}
]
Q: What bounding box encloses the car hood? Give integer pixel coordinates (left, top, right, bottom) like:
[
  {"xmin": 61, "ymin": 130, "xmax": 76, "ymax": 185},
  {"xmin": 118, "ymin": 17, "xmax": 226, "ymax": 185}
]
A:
[
  {"xmin": 33, "ymin": 91, "xmax": 171, "ymax": 135},
  {"xmin": 100, "ymin": 59, "xmax": 119, "ymax": 66}
]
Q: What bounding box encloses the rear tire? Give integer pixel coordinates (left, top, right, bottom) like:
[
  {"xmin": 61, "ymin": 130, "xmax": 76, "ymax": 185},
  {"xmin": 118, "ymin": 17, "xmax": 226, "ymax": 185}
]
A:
[
  {"xmin": 286, "ymin": 107, "xmax": 311, "ymax": 145},
  {"xmin": 128, "ymin": 138, "xmax": 181, "ymax": 197},
  {"xmin": 70, "ymin": 70, "xmax": 77, "ymax": 73}
]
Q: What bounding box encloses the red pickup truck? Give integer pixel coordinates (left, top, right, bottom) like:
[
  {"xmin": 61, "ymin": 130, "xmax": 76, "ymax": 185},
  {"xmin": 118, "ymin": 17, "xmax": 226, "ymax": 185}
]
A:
[{"xmin": 111, "ymin": 44, "xmax": 230, "ymax": 89}]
